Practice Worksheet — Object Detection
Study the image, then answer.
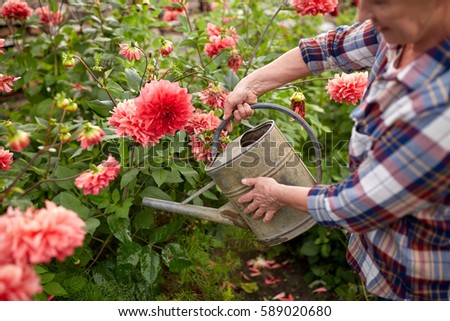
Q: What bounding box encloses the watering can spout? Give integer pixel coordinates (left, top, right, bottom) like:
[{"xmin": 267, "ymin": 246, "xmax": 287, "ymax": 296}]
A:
[{"xmin": 142, "ymin": 197, "xmax": 248, "ymax": 228}]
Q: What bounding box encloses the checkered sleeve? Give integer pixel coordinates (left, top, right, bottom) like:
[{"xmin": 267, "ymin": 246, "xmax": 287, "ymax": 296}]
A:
[
  {"xmin": 299, "ymin": 20, "xmax": 380, "ymax": 75},
  {"xmin": 307, "ymin": 106, "xmax": 450, "ymax": 234}
]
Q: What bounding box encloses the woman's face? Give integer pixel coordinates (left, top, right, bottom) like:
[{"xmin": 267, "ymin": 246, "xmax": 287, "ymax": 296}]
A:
[{"xmin": 357, "ymin": 0, "xmax": 444, "ymax": 46}]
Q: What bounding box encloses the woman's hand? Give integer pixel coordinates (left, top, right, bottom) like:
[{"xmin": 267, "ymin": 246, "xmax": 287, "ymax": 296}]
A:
[
  {"xmin": 237, "ymin": 177, "xmax": 284, "ymax": 223},
  {"xmin": 223, "ymin": 82, "xmax": 258, "ymax": 123}
]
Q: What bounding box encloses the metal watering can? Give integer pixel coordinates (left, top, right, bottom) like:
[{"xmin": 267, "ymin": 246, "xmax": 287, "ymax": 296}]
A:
[{"xmin": 142, "ymin": 103, "xmax": 322, "ymax": 246}]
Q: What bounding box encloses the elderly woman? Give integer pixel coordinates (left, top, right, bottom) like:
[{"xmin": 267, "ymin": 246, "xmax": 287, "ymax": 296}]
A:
[{"xmin": 223, "ymin": 0, "xmax": 450, "ymax": 301}]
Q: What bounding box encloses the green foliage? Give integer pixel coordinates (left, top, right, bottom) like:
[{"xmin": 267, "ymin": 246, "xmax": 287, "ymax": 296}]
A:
[{"xmin": 0, "ymin": 0, "xmax": 366, "ymax": 301}]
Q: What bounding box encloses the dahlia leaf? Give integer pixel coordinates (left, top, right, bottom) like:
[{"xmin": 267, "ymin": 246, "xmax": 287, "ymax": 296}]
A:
[
  {"xmin": 151, "ymin": 167, "xmax": 168, "ymax": 187},
  {"xmin": 125, "ymin": 68, "xmax": 142, "ymax": 92},
  {"xmin": 121, "ymin": 168, "xmax": 139, "ymax": 189},
  {"xmin": 139, "ymin": 247, "xmax": 161, "ymax": 286}
]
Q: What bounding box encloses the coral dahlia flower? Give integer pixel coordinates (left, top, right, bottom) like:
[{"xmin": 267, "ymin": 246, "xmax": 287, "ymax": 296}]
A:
[
  {"xmin": 0, "ymin": 0, "xmax": 32, "ymax": 21},
  {"xmin": 77, "ymin": 123, "xmax": 105, "ymax": 149},
  {"xmin": 0, "ymin": 201, "xmax": 86, "ymax": 265},
  {"xmin": 291, "ymin": 0, "xmax": 338, "ymax": 16},
  {"xmin": 326, "ymin": 71, "xmax": 368, "ymax": 106},
  {"xmin": 0, "ymin": 147, "xmax": 14, "ymax": 171},
  {"xmin": 0, "ymin": 264, "xmax": 42, "ymax": 300},
  {"xmin": 0, "ymin": 38, "xmax": 4, "ymax": 54},
  {"xmin": 134, "ymin": 80, "xmax": 194, "ymax": 138},
  {"xmin": 74, "ymin": 155, "xmax": 121, "ymax": 195},
  {"xmin": 0, "ymin": 74, "xmax": 20, "ymax": 93},
  {"xmin": 185, "ymin": 110, "xmax": 229, "ymax": 162},
  {"xmin": 108, "ymin": 99, "xmax": 161, "ymax": 146},
  {"xmin": 119, "ymin": 43, "xmax": 144, "ymax": 61},
  {"xmin": 198, "ymin": 83, "xmax": 228, "ymax": 109}
]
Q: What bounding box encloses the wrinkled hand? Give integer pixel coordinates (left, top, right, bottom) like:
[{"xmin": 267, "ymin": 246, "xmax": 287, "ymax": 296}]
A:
[
  {"xmin": 238, "ymin": 177, "xmax": 284, "ymax": 223},
  {"xmin": 223, "ymin": 83, "xmax": 258, "ymax": 124}
]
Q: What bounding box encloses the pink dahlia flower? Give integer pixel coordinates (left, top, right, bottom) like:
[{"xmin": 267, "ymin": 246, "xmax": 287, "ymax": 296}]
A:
[
  {"xmin": 159, "ymin": 38, "xmax": 174, "ymax": 57},
  {"xmin": 185, "ymin": 110, "xmax": 229, "ymax": 162},
  {"xmin": 0, "ymin": 74, "xmax": 20, "ymax": 93},
  {"xmin": 0, "ymin": 38, "xmax": 4, "ymax": 54},
  {"xmin": 198, "ymin": 83, "xmax": 228, "ymax": 109},
  {"xmin": 0, "ymin": 201, "xmax": 86, "ymax": 265},
  {"xmin": 77, "ymin": 123, "xmax": 105, "ymax": 149},
  {"xmin": 75, "ymin": 155, "xmax": 121, "ymax": 195},
  {"xmin": 34, "ymin": 6, "xmax": 63, "ymax": 27},
  {"xmin": 0, "ymin": 0, "xmax": 32, "ymax": 21},
  {"xmin": 0, "ymin": 264, "xmax": 42, "ymax": 300},
  {"xmin": 134, "ymin": 80, "xmax": 194, "ymax": 138},
  {"xmin": 108, "ymin": 99, "xmax": 161, "ymax": 146},
  {"xmin": 227, "ymin": 49, "xmax": 243, "ymax": 73},
  {"xmin": 326, "ymin": 71, "xmax": 368, "ymax": 106},
  {"xmin": 291, "ymin": 0, "xmax": 338, "ymax": 16},
  {"xmin": 206, "ymin": 22, "xmax": 222, "ymax": 38},
  {"xmin": 162, "ymin": 0, "xmax": 186, "ymax": 22},
  {"xmin": 0, "ymin": 147, "xmax": 14, "ymax": 171},
  {"xmin": 119, "ymin": 43, "xmax": 144, "ymax": 61}
]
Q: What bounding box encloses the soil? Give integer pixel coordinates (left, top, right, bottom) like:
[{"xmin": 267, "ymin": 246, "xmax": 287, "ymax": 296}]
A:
[{"xmin": 235, "ymin": 250, "xmax": 336, "ymax": 301}]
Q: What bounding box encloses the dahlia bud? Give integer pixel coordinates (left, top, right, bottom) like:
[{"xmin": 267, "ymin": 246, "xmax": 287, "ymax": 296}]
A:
[
  {"xmin": 290, "ymin": 91, "xmax": 306, "ymax": 120},
  {"xmin": 227, "ymin": 49, "xmax": 243, "ymax": 73},
  {"xmin": 59, "ymin": 126, "xmax": 72, "ymax": 143},
  {"xmin": 55, "ymin": 93, "xmax": 70, "ymax": 110},
  {"xmin": 7, "ymin": 129, "xmax": 30, "ymax": 152},
  {"xmin": 66, "ymin": 101, "xmax": 78, "ymax": 113},
  {"xmin": 62, "ymin": 52, "xmax": 75, "ymax": 68},
  {"xmin": 159, "ymin": 38, "xmax": 174, "ymax": 57}
]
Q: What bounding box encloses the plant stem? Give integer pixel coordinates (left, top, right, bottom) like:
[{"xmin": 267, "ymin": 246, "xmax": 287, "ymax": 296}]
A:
[
  {"xmin": 2, "ymin": 143, "xmax": 57, "ymax": 198},
  {"xmin": 137, "ymin": 47, "xmax": 149, "ymax": 89},
  {"xmin": 181, "ymin": 2, "xmax": 204, "ymax": 68},
  {"xmin": 244, "ymin": 5, "xmax": 282, "ymax": 77},
  {"xmin": 74, "ymin": 55, "xmax": 117, "ymax": 107}
]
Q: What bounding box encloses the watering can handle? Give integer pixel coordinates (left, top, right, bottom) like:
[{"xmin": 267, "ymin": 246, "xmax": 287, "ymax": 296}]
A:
[{"xmin": 211, "ymin": 102, "xmax": 322, "ymax": 183}]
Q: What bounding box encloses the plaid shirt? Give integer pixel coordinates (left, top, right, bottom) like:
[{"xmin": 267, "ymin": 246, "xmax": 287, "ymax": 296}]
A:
[{"xmin": 300, "ymin": 20, "xmax": 450, "ymax": 300}]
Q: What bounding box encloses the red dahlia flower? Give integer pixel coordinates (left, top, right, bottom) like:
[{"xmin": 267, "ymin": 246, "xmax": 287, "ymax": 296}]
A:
[
  {"xmin": 0, "ymin": 0, "xmax": 32, "ymax": 21},
  {"xmin": 134, "ymin": 80, "xmax": 194, "ymax": 138},
  {"xmin": 291, "ymin": 0, "xmax": 338, "ymax": 16},
  {"xmin": 0, "ymin": 147, "xmax": 14, "ymax": 171}
]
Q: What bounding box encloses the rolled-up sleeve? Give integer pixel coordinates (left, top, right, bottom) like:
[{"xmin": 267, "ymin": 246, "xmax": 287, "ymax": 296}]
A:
[
  {"xmin": 307, "ymin": 107, "xmax": 450, "ymax": 234},
  {"xmin": 299, "ymin": 20, "xmax": 380, "ymax": 74}
]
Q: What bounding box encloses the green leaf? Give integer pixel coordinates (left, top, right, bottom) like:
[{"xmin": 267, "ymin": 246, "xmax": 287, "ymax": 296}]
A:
[
  {"xmin": 106, "ymin": 81, "xmax": 125, "ymax": 98},
  {"xmin": 151, "ymin": 167, "xmax": 168, "ymax": 187},
  {"xmin": 148, "ymin": 219, "xmax": 183, "ymax": 244},
  {"xmin": 139, "ymin": 247, "xmax": 161, "ymax": 286},
  {"xmin": 121, "ymin": 168, "xmax": 139, "ymax": 189},
  {"xmin": 39, "ymin": 273, "xmax": 55, "ymax": 284},
  {"xmin": 115, "ymin": 198, "xmax": 134, "ymax": 219},
  {"xmin": 43, "ymin": 282, "xmax": 67, "ymax": 296},
  {"xmin": 55, "ymin": 192, "xmax": 90, "ymax": 220},
  {"xmin": 240, "ymin": 282, "xmax": 259, "ymax": 293},
  {"xmin": 161, "ymin": 243, "xmax": 192, "ymax": 273},
  {"xmin": 107, "ymin": 215, "xmax": 132, "ymax": 244},
  {"xmin": 300, "ymin": 240, "xmax": 320, "ymax": 257},
  {"xmin": 140, "ymin": 186, "xmax": 172, "ymax": 201},
  {"xmin": 85, "ymin": 217, "xmax": 100, "ymax": 235},
  {"xmin": 125, "ymin": 68, "xmax": 142, "ymax": 92},
  {"xmin": 54, "ymin": 166, "xmax": 78, "ymax": 189},
  {"xmin": 86, "ymin": 99, "xmax": 114, "ymax": 117}
]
